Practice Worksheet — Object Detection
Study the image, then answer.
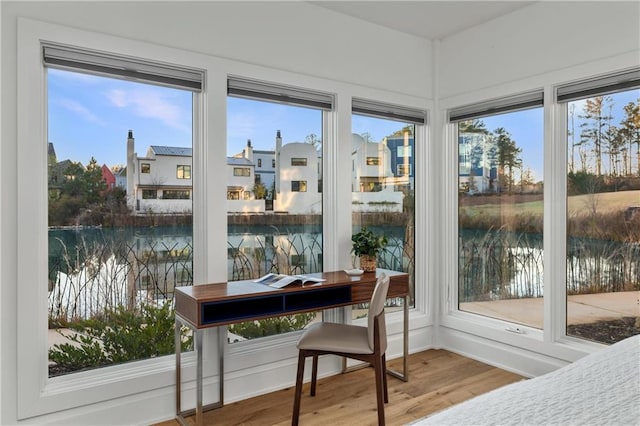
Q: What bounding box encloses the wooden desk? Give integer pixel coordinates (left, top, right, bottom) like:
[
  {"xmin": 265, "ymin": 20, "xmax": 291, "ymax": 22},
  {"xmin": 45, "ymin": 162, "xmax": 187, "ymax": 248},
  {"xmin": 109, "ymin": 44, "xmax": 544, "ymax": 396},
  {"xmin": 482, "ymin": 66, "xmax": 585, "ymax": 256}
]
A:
[{"xmin": 174, "ymin": 269, "xmax": 409, "ymax": 426}]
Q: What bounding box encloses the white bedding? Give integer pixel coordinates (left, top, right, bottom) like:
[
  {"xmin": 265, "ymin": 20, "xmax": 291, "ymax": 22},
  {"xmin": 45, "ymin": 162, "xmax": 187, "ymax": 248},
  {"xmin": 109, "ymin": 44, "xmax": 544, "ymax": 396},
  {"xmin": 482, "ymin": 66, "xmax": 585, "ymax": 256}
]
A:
[{"xmin": 411, "ymin": 335, "xmax": 640, "ymax": 426}]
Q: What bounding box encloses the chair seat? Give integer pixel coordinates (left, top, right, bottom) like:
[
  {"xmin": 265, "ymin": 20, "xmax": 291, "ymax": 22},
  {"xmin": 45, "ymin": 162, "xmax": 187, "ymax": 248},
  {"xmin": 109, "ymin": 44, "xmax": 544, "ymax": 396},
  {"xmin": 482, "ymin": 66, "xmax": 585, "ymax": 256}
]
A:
[{"xmin": 297, "ymin": 322, "xmax": 372, "ymax": 354}]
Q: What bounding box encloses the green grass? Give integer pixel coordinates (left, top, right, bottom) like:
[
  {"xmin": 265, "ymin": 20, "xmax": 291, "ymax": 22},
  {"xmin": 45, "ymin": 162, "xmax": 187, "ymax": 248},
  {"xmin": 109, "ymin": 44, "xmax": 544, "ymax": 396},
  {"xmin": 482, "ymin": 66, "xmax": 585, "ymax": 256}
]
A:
[{"xmin": 461, "ymin": 190, "xmax": 639, "ymax": 218}]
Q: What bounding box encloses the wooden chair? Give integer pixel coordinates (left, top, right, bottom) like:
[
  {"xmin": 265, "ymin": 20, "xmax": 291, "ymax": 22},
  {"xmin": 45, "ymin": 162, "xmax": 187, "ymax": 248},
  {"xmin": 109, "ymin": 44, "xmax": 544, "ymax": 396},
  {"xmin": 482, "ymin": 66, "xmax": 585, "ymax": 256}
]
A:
[{"xmin": 292, "ymin": 273, "xmax": 391, "ymax": 426}]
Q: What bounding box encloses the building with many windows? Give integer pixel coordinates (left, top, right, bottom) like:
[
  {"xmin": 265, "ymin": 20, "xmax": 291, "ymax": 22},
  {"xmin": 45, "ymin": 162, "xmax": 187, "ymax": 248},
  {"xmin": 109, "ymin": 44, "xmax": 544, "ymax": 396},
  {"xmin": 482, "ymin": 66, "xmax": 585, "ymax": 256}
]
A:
[{"xmin": 458, "ymin": 132, "xmax": 496, "ymax": 194}]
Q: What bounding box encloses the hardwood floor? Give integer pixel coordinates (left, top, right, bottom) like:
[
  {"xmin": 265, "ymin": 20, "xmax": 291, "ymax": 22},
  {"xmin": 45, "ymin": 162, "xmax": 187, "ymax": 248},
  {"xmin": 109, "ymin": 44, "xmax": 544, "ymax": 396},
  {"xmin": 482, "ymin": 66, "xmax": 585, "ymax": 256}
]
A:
[{"xmin": 154, "ymin": 349, "xmax": 524, "ymax": 426}]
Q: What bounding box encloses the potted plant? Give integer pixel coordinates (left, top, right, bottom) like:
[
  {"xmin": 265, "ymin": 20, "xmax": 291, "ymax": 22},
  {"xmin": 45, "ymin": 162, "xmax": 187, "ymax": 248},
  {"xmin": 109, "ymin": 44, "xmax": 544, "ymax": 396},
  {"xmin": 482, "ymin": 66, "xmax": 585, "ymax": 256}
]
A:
[{"xmin": 351, "ymin": 227, "xmax": 388, "ymax": 272}]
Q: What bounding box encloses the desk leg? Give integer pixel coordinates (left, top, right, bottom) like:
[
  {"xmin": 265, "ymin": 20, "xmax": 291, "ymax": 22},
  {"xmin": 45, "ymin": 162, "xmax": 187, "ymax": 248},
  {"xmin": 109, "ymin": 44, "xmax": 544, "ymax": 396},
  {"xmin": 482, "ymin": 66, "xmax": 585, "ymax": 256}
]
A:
[
  {"xmin": 218, "ymin": 325, "xmax": 225, "ymax": 406},
  {"xmin": 175, "ymin": 318, "xmax": 182, "ymax": 418},
  {"xmin": 195, "ymin": 329, "xmax": 203, "ymax": 426},
  {"xmin": 175, "ymin": 318, "xmax": 222, "ymax": 426},
  {"xmin": 386, "ymin": 295, "xmax": 409, "ymax": 382}
]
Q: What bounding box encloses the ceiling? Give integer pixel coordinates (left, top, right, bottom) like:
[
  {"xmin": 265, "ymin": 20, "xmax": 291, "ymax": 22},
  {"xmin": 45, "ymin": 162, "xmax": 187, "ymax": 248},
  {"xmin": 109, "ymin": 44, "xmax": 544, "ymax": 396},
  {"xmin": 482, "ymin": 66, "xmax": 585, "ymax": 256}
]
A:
[{"xmin": 310, "ymin": 1, "xmax": 535, "ymax": 40}]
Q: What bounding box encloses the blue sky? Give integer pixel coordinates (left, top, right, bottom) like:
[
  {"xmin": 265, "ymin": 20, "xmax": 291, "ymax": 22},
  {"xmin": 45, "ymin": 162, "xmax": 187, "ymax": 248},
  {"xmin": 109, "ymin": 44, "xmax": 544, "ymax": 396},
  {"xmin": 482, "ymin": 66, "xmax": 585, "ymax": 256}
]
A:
[
  {"xmin": 48, "ymin": 68, "xmax": 637, "ymax": 182},
  {"xmin": 48, "ymin": 69, "xmax": 404, "ymax": 166},
  {"xmin": 48, "ymin": 69, "xmax": 193, "ymax": 167}
]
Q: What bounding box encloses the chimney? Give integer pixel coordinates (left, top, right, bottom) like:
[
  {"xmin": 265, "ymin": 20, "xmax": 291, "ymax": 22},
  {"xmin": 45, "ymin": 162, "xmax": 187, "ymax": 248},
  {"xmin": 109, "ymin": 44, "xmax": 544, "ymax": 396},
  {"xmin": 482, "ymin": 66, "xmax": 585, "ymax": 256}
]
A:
[
  {"xmin": 275, "ymin": 130, "xmax": 282, "ymax": 194},
  {"xmin": 244, "ymin": 139, "xmax": 254, "ymax": 161},
  {"xmin": 126, "ymin": 130, "xmax": 135, "ymax": 211}
]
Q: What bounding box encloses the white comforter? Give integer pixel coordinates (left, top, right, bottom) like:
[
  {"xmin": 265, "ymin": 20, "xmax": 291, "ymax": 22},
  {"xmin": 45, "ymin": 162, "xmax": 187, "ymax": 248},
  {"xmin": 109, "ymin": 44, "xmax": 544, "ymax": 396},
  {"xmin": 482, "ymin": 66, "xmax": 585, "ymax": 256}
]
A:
[{"xmin": 412, "ymin": 335, "xmax": 640, "ymax": 426}]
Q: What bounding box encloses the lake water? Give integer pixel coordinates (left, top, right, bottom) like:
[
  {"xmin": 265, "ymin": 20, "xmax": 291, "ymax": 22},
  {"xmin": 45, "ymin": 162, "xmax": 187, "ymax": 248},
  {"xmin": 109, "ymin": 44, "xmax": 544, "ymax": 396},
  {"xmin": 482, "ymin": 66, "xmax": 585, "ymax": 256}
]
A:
[{"xmin": 48, "ymin": 225, "xmax": 638, "ymax": 319}]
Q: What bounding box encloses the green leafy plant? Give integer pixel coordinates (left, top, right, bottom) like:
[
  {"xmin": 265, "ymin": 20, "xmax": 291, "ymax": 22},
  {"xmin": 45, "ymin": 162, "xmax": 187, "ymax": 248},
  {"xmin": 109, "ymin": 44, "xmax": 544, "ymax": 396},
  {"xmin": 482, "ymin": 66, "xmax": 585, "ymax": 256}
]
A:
[
  {"xmin": 48, "ymin": 302, "xmax": 192, "ymax": 376},
  {"xmin": 351, "ymin": 227, "xmax": 388, "ymax": 257},
  {"xmin": 228, "ymin": 313, "xmax": 316, "ymax": 340}
]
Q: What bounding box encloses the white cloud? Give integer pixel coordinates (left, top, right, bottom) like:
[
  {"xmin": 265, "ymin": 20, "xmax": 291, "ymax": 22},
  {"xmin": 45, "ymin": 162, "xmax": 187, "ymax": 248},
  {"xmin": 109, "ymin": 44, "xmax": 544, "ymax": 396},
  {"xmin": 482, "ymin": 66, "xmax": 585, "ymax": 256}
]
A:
[
  {"xmin": 58, "ymin": 98, "xmax": 105, "ymax": 125},
  {"xmin": 105, "ymin": 88, "xmax": 190, "ymax": 132},
  {"xmin": 107, "ymin": 89, "xmax": 128, "ymax": 108},
  {"xmin": 228, "ymin": 112, "xmax": 256, "ymax": 139}
]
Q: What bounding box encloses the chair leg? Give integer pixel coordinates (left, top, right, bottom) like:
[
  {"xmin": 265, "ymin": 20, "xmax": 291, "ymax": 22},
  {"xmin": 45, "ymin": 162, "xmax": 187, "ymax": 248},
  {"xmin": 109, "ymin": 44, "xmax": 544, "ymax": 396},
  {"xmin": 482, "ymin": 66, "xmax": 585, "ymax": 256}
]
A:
[
  {"xmin": 382, "ymin": 353, "xmax": 388, "ymax": 403},
  {"xmin": 311, "ymin": 355, "xmax": 319, "ymax": 396},
  {"xmin": 373, "ymin": 355, "xmax": 386, "ymax": 426},
  {"xmin": 292, "ymin": 351, "xmax": 306, "ymax": 426}
]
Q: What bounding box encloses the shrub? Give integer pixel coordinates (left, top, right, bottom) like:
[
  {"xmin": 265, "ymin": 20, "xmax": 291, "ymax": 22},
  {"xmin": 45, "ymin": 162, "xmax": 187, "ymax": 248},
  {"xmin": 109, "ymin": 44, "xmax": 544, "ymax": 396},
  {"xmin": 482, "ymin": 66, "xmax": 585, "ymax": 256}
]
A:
[
  {"xmin": 228, "ymin": 313, "xmax": 316, "ymax": 340},
  {"xmin": 48, "ymin": 302, "xmax": 192, "ymax": 376}
]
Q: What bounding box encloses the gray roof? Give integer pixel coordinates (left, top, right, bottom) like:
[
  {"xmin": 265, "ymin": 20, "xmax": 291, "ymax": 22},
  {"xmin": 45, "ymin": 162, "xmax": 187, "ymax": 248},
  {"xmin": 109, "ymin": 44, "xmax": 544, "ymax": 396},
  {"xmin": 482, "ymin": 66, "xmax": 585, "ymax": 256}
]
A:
[
  {"xmin": 150, "ymin": 146, "xmax": 193, "ymax": 157},
  {"xmin": 227, "ymin": 157, "xmax": 253, "ymax": 166}
]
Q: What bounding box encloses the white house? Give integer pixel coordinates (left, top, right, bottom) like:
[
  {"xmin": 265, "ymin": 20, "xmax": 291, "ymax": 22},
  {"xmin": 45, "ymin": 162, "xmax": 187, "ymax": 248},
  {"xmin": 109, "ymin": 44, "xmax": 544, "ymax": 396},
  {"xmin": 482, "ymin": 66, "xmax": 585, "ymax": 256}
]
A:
[
  {"xmin": 351, "ymin": 133, "xmax": 404, "ymax": 213},
  {"xmin": 126, "ymin": 131, "xmax": 193, "ymax": 214},
  {"xmin": 274, "ymin": 141, "xmax": 322, "ymax": 214}
]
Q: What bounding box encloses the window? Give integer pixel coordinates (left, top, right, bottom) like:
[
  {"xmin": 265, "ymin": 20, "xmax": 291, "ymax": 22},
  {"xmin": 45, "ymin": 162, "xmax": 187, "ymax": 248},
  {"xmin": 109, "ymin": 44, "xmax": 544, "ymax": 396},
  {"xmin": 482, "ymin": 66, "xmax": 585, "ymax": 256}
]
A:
[
  {"xmin": 233, "ymin": 167, "xmax": 251, "ymax": 177},
  {"xmin": 227, "ymin": 190, "xmax": 240, "ymax": 200},
  {"xmin": 162, "ymin": 190, "xmax": 190, "ymax": 199},
  {"xmin": 451, "ymin": 91, "xmax": 544, "ymax": 328},
  {"xmin": 142, "ymin": 189, "xmax": 157, "ymax": 199},
  {"xmin": 258, "ymin": 159, "xmax": 262, "ymax": 167},
  {"xmin": 227, "ymin": 77, "xmax": 329, "ymax": 341},
  {"xmin": 397, "ymin": 146, "xmax": 412, "ymax": 157},
  {"xmin": 351, "ymin": 98, "xmax": 424, "ymax": 321},
  {"xmin": 44, "ymin": 45, "xmax": 198, "ymax": 382},
  {"xmin": 558, "ymin": 71, "xmax": 640, "ymax": 344},
  {"xmin": 397, "ymin": 164, "xmax": 411, "ymax": 175},
  {"xmin": 177, "ymin": 165, "xmax": 191, "ymax": 179},
  {"xmin": 366, "ymin": 156, "xmax": 380, "ymax": 166},
  {"xmin": 291, "ymin": 180, "xmax": 307, "ymax": 192}
]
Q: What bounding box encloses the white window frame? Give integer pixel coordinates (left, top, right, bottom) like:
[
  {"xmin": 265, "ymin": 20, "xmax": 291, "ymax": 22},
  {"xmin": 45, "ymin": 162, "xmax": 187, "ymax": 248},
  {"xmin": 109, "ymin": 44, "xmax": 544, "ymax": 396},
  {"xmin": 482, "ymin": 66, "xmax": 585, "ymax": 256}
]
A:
[
  {"xmin": 16, "ymin": 18, "xmax": 217, "ymax": 419},
  {"xmin": 16, "ymin": 17, "xmax": 432, "ymax": 423},
  {"xmin": 438, "ymin": 60, "xmax": 637, "ymax": 372}
]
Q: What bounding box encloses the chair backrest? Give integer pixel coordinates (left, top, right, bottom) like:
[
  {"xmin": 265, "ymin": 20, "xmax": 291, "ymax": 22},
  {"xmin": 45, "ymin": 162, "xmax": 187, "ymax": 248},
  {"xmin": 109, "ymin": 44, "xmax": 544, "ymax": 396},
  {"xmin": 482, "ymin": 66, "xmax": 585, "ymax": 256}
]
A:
[{"xmin": 367, "ymin": 273, "xmax": 390, "ymax": 352}]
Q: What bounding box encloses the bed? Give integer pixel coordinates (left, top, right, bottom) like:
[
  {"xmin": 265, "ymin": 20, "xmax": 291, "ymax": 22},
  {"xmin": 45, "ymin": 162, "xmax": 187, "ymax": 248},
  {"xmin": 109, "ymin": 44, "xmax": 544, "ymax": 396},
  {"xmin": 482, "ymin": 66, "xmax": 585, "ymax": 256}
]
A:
[{"xmin": 411, "ymin": 335, "xmax": 640, "ymax": 425}]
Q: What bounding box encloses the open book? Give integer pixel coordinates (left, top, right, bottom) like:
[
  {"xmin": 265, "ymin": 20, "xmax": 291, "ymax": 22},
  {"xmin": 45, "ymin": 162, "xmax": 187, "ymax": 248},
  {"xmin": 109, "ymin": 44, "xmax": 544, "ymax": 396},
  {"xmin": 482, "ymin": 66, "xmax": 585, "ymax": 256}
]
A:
[{"xmin": 254, "ymin": 273, "xmax": 326, "ymax": 289}]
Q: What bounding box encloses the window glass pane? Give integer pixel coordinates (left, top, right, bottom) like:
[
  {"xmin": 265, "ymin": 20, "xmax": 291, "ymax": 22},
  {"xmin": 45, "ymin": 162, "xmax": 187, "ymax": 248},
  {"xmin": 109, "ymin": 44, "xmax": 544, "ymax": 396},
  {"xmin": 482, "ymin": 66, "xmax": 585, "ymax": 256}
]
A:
[
  {"xmin": 177, "ymin": 165, "xmax": 191, "ymax": 179},
  {"xmin": 226, "ymin": 95, "xmax": 323, "ymax": 342},
  {"xmin": 566, "ymin": 88, "xmax": 640, "ymax": 344},
  {"xmin": 47, "ymin": 69, "xmax": 194, "ymax": 377},
  {"xmin": 457, "ymin": 109, "xmax": 544, "ymax": 328},
  {"xmin": 351, "ymin": 115, "xmax": 416, "ymax": 320}
]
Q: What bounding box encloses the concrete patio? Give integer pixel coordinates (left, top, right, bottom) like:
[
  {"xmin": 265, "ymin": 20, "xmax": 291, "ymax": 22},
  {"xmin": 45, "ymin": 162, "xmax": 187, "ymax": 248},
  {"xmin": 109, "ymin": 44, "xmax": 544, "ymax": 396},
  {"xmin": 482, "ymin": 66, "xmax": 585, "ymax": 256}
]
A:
[{"xmin": 461, "ymin": 290, "xmax": 639, "ymax": 329}]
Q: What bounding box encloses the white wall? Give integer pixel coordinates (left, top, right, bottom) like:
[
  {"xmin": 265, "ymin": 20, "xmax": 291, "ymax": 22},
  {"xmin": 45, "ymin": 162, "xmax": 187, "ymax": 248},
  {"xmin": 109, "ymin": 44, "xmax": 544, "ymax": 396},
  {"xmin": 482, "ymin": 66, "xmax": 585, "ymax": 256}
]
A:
[
  {"xmin": 438, "ymin": 1, "xmax": 640, "ymax": 98},
  {"xmin": 1, "ymin": 2, "xmax": 431, "ymax": 425},
  {"xmin": 2, "ymin": 1, "xmax": 433, "ymax": 98}
]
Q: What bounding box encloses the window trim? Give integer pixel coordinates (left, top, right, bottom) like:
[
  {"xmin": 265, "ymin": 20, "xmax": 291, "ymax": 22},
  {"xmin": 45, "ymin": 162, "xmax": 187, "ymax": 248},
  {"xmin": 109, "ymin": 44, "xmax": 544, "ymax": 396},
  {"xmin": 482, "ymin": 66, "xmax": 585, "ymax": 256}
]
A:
[
  {"xmin": 228, "ymin": 76, "xmax": 334, "ymax": 110},
  {"xmin": 352, "ymin": 97, "xmax": 426, "ymax": 124},
  {"xmin": 448, "ymin": 90, "xmax": 544, "ymax": 122},
  {"xmin": 42, "ymin": 42, "xmax": 204, "ymax": 91},
  {"xmin": 17, "ymin": 18, "xmax": 209, "ymax": 419},
  {"xmin": 556, "ymin": 68, "xmax": 640, "ymax": 103}
]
